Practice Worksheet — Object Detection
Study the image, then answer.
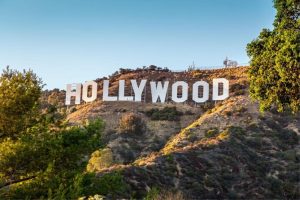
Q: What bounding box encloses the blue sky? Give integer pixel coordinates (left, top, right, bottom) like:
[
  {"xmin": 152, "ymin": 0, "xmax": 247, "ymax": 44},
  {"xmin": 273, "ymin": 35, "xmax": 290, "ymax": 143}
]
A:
[{"xmin": 0, "ymin": 0, "xmax": 276, "ymax": 89}]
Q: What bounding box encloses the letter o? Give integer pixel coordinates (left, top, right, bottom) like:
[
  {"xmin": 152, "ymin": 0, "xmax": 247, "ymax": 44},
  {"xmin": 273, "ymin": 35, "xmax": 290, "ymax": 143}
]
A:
[
  {"xmin": 192, "ymin": 81, "xmax": 209, "ymax": 103},
  {"xmin": 82, "ymin": 81, "xmax": 97, "ymax": 103},
  {"xmin": 172, "ymin": 81, "xmax": 188, "ymax": 103}
]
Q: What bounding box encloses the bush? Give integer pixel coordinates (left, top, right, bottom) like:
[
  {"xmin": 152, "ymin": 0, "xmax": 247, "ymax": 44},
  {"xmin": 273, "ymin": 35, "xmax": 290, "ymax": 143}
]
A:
[
  {"xmin": 199, "ymin": 102, "xmax": 215, "ymax": 113},
  {"xmin": 231, "ymin": 82, "xmax": 246, "ymax": 91},
  {"xmin": 118, "ymin": 113, "xmax": 146, "ymax": 134},
  {"xmin": 236, "ymin": 106, "xmax": 247, "ymax": 113},
  {"xmin": 95, "ymin": 172, "xmax": 128, "ymax": 196},
  {"xmin": 72, "ymin": 171, "xmax": 128, "ymax": 198},
  {"xmin": 224, "ymin": 110, "xmax": 232, "ymax": 116},
  {"xmin": 145, "ymin": 187, "xmax": 160, "ymax": 200},
  {"xmin": 87, "ymin": 148, "xmax": 114, "ymax": 172},
  {"xmin": 184, "ymin": 110, "xmax": 194, "ymax": 115},
  {"xmin": 234, "ymin": 89, "xmax": 245, "ymax": 96},
  {"xmin": 145, "ymin": 187, "xmax": 186, "ymax": 200},
  {"xmin": 276, "ymin": 130, "xmax": 298, "ymax": 146},
  {"xmin": 231, "ymin": 82, "xmax": 248, "ymax": 96},
  {"xmin": 205, "ymin": 128, "xmax": 219, "ymax": 138},
  {"xmin": 145, "ymin": 107, "xmax": 183, "ymax": 121}
]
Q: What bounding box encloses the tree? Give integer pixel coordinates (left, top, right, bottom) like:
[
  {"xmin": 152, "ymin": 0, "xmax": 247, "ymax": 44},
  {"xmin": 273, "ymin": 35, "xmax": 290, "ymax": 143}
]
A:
[
  {"xmin": 0, "ymin": 119, "xmax": 105, "ymax": 199},
  {"xmin": 247, "ymin": 0, "xmax": 300, "ymax": 113},
  {"xmin": 0, "ymin": 66, "xmax": 43, "ymax": 138}
]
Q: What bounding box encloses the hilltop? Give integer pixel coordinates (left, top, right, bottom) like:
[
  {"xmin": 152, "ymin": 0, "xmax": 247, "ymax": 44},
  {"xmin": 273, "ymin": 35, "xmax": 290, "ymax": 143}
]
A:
[
  {"xmin": 42, "ymin": 66, "xmax": 249, "ymax": 162},
  {"xmin": 41, "ymin": 66, "xmax": 299, "ymax": 199}
]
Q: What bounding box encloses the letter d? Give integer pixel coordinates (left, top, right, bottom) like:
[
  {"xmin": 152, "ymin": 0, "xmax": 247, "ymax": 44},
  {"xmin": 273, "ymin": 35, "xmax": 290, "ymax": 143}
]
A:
[{"xmin": 212, "ymin": 78, "xmax": 229, "ymax": 101}]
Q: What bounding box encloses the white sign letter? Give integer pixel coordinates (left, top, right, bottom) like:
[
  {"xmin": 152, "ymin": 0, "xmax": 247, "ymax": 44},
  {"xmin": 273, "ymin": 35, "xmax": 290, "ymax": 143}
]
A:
[
  {"xmin": 213, "ymin": 78, "xmax": 229, "ymax": 100},
  {"xmin": 131, "ymin": 80, "xmax": 147, "ymax": 102},
  {"xmin": 150, "ymin": 81, "xmax": 169, "ymax": 103},
  {"xmin": 172, "ymin": 81, "xmax": 188, "ymax": 103},
  {"xmin": 82, "ymin": 81, "xmax": 97, "ymax": 103},
  {"xmin": 192, "ymin": 81, "xmax": 209, "ymax": 103},
  {"xmin": 119, "ymin": 80, "xmax": 134, "ymax": 101},
  {"xmin": 103, "ymin": 80, "xmax": 118, "ymax": 101},
  {"xmin": 65, "ymin": 83, "xmax": 82, "ymax": 105}
]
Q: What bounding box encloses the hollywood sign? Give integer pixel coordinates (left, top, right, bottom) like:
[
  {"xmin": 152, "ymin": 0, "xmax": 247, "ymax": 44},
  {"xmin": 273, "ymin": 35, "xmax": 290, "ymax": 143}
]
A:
[{"xmin": 65, "ymin": 79, "xmax": 229, "ymax": 105}]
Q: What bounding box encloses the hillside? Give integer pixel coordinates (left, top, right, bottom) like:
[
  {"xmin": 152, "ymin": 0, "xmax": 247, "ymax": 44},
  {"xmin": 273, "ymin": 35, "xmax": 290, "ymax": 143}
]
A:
[
  {"xmin": 43, "ymin": 67, "xmax": 249, "ymax": 163},
  {"xmin": 99, "ymin": 94, "xmax": 299, "ymax": 199},
  {"xmin": 42, "ymin": 67, "xmax": 300, "ymax": 199}
]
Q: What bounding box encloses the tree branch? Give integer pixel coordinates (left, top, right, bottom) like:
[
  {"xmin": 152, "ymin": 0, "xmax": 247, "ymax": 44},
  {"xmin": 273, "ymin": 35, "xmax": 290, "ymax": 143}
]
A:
[{"xmin": 0, "ymin": 176, "xmax": 36, "ymax": 189}]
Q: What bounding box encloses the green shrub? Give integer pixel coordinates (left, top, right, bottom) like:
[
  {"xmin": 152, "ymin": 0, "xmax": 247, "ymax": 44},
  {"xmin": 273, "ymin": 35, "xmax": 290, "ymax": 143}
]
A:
[
  {"xmin": 184, "ymin": 110, "xmax": 194, "ymax": 115},
  {"xmin": 97, "ymin": 172, "xmax": 128, "ymax": 196},
  {"xmin": 145, "ymin": 107, "xmax": 183, "ymax": 121},
  {"xmin": 145, "ymin": 187, "xmax": 186, "ymax": 200},
  {"xmin": 247, "ymin": 123, "xmax": 261, "ymax": 133},
  {"xmin": 145, "ymin": 187, "xmax": 160, "ymax": 200},
  {"xmin": 231, "ymin": 82, "xmax": 246, "ymax": 90},
  {"xmin": 87, "ymin": 148, "xmax": 114, "ymax": 172},
  {"xmin": 69, "ymin": 106, "xmax": 77, "ymax": 113},
  {"xmin": 277, "ymin": 150, "xmax": 297, "ymax": 161},
  {"xmin": 236, "ymin": 106, "xmax": 247, "ymax": 113},
  {"xmin": 72, "ymin": 171, "xmax": 128, "ymax": 198},
  {"xmin": 199, "ymin": 102, "xmax": 215, "ymax": 113},
  {"xmin": 276, "ymin": 130, "xmax": 298, "ymax": 146},
  {"xmin": 205, "ymin": 128, "xmax": 219, "ymax": 138},
  {"xmin": 118, "ymin": 113, "xmax": 146, "ymax": 134},
  {"xmin": 234, "ymin": 89, "xmax": 245, "ymax": 96},
  {"xmin": 224, "ymin": 110, "xmax": 232, "ymax": 116}
]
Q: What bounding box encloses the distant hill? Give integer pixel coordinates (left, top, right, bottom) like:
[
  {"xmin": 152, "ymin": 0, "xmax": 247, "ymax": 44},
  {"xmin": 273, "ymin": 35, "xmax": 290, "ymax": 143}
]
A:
[{"xmin": 41, "ymin": 66, "xmax": 300, "ymax": 199}]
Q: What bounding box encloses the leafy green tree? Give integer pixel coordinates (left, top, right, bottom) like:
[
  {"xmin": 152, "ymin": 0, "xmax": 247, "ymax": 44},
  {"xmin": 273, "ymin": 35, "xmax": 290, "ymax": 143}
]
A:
[
  {"xmin": 247, "ymin": 0, "xmax": 300, "ymax": 113},
  {"xmin": 0, "ymin": 119, "xmax": 105, "ymax": 199},
  {"xmin": 0, "ymin": 66, "xmax": 43, "ymax": 138}
]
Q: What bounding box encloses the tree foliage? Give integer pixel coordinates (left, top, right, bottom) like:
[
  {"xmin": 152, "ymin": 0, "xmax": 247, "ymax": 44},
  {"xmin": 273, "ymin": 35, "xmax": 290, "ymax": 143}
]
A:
[
  {"xmin": 0, "ymin": 67, "xmax": 129, "ymax": 199},
  {"xmin": 0, "ymin": 119, "xmax": 105, "ymax": 199},
  {"xmin": 247, "ymin": 0, "xmax": 300, "ymax": 113},
  {"xmin": 145, "ymin": 106, "xmax": 183, "ymax": 121},
  {"xmin": 0, "ymin": 66, "xmax": 43, "ymax": 138}
]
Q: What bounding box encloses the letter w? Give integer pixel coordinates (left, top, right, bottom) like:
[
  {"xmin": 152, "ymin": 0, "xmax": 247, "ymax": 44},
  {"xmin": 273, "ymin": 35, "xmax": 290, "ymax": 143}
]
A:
[{"xmin": 150, "ymin": 81, "xmax": 169, "ymax": 103}]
